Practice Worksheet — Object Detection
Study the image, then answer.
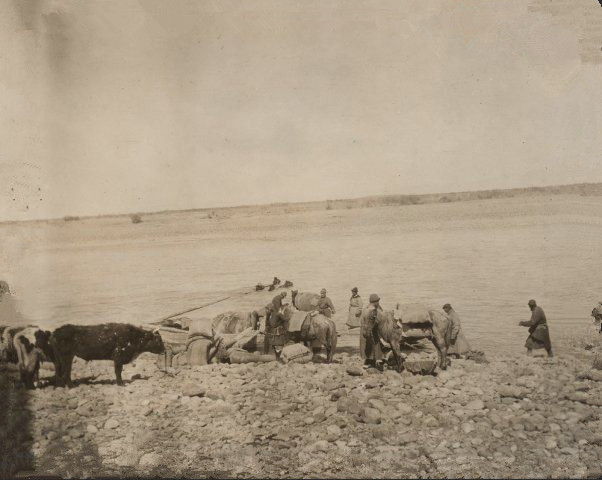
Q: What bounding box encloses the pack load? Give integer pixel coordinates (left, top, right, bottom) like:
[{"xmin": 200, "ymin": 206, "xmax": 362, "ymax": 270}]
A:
[
  {"xmin": 392, "ymin": 303, "xmax": 433, "ymax": 339},
  {"xmin": 288, "ymin": 311, "xmax": 307, "ymax": 333},
  {"xmin": 399, "ymin": 336, "xmax": 438, "ymax": 375},
  {"xmin": 280, "ymin": 343, "xmax": 313, "ymax": 364},
  {"xmin": 293, "ymin": 292, "xmax": 321, "ymax": 312}
]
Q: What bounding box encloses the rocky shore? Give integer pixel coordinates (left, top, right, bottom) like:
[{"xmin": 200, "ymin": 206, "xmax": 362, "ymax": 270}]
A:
[{"xmin": 8, "ymin": 333, "xmax": 602, "ymax": 479}]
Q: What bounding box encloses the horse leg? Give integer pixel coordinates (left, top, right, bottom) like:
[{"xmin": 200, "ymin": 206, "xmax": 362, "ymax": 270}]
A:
[
  {"xmin": 389, "ymin": 340, "xmax": 405, "ymax": 373},
  {"xmin": 432, "ymin": 333, "xmax": 448, "ymax": 370}
]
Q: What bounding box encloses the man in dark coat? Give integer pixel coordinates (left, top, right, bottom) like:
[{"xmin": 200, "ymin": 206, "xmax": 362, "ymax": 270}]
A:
[
  {"xmin": 317, "ymin": 288, "xmax": 336, "ymax": 318},
  {"xmin": 264, "ymin": 308, "xmax": 287, "ymax": 358},
  {"xmin": 519, "ymin": 299, "xmax": 553, "ymax": 357},
  {"xmin": 264, "ymin": 292, "xmax": 288, "ymax": 354},
  {"xmin": 360, "ymin": 294, "xmax": 384, "ymax": 369}
]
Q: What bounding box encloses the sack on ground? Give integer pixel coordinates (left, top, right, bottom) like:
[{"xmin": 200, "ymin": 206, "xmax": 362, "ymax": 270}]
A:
[
  {"xmin": 229, "ymin": 349, "xmax": 276, "ymax": 364},
  {"xmin": 280, "ymin": 343, "xmax": 313, "ymax": 364},
  {"xmin": 187, "ymin": 337, "xmax": 212, "ymax": 366}
]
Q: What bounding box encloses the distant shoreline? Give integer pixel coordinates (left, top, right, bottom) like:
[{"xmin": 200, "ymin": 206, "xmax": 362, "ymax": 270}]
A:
[{"xmin": 3, "ymin": 181, "xmax": 602, "ymax": 226}]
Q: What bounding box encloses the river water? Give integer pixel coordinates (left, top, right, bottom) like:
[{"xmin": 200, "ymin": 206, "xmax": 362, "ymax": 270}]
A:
[{"xmin": 2, "ymin": 195, "xmax": 601, "ymax": 354}]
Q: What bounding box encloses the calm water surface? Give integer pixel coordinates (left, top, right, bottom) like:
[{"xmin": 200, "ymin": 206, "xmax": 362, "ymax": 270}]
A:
[{"xmin": 2, "ymin": 196, "xmax": 601, "ymax": 355}]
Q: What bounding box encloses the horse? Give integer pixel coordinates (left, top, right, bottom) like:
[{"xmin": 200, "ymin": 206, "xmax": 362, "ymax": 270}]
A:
[
  {"xmin": 277, "ymin": 305, "xmax": 337, "ymax": 362},
  {"xmin": 373, "ymin": 307, "xmax": 451, "ymax": 373}
]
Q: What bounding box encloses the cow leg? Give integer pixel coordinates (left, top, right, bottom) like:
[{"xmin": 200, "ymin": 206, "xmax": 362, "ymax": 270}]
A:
[
  {"xmin": 114, "ymin": 361, "xmax": 124, "ymax": 386},
  {"xmin": 59, "ymin": 354, "xmax": 75, "ymax": 388}
]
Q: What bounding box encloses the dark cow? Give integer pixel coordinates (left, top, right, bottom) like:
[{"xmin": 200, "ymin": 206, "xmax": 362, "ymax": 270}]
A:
[{"xmin": 47, "ymin": 323, "xmax": 165, "ymax": 387}]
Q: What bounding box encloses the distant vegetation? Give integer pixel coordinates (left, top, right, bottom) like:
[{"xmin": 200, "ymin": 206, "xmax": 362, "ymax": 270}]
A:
[{"xmin": 8, "ymin": 182, "xmax": 602, "ymax": 226}]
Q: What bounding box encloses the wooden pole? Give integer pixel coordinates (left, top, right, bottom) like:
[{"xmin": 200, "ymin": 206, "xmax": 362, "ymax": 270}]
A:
[{"xmin": 150, "ymin": 287, "xmax": 257, "ymax": 325}]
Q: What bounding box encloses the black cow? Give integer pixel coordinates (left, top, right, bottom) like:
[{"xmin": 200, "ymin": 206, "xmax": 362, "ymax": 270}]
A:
[{"xmin": 45, "ymin": 323, "xmax": 165, "ymax": 387}]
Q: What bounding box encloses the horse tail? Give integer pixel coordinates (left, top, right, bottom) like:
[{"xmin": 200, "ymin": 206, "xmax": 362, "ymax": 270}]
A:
[{"xmin": 326, "ymin": 319, "xmax": 337, "ymax": 362}]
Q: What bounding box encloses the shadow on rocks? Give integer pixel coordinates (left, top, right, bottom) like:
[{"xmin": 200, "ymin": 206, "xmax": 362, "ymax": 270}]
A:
[{"xmin": 0, "ymin": 364, "xmax": 35, "ymax": 479}]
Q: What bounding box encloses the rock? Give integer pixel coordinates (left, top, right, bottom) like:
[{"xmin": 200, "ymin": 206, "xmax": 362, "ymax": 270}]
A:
[
  {"xmin": 330, "ymin": 389, "xmax": 347, "ymax": 401},
  {"xmin": 70, "ymin": 428, "xmax": 85, "ymax": 439},
  {"xmin": 337, "ymin": 396, "xmax": 361, "ymax": 415},
  {"xmin": 346, "ymin": 366, "xmax": 364, "ymax": 377},
  {"xmin": 86, "ymin": 424, "xmax": 99, "ymax": 434},
  {"xmin": 104, "ymin": 418, "xmax": 119, "ymax": 429},
  {"xmin": 593, "ymin": 356, "xmax": 602, "ymax": 370},
  {"xmin": 368, "ymin": 398, "xmax": 386, "ymax": 411},
  {"xmin": 139, "ymin": 452, "xmax": 162, "ymax": 468},
  {"xmin": 577, "ymin": 370, "xmax": 602, "ymax": 382},
  {"xmin": 466, "ymin": 399, "xmax": 485, "ymax": 411},
  {"xmin": 182, "ymin": 383, "xmax": 206, "ymax": 397},
  {"xmin": 497, "ymin": 385, "xmax": 527, "ymax": 399},
  {"xmin": 326, "ymin": 424, "xmax": 342, "ymax": 439},
  {"xmin": 308, "ymin": 440, "xmax": 330, "ymax": 453},
  {"xmin": 491, "ymin": 429, "xmax": 503, "ymax": 439},
  {"xmin": 361, "ymin": 407, "xmax": 381, "ymax": 424},
  {"xmin": 462, "ymin": 423, "xmax": 475, "ymax": 434}
]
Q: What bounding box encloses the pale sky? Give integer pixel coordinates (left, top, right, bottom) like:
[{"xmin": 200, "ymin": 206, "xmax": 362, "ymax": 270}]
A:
[{"xmin": 1, "ymin": 0, "xmax": 601, "ymax": 221}]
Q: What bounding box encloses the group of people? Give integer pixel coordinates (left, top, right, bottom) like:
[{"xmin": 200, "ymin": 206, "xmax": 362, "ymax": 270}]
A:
[
  {"xmin": 258, "ymin": 285, "xmax": 558, "ymax": 366},
  {"xmin": 261, "ymin": 288, "xmax": 336, "ymax": 356},
  {"xmin": 346, "ymin": 288, "xmax": 474, "ymax": 369},
  {"xmin": 349, "ymin": 289, "xmax": 556, "ymax": 367}
]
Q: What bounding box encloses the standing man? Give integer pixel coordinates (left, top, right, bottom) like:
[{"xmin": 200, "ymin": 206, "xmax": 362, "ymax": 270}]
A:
[
  {"xmin": 442, "ymin": 303, "xmax": 471, "ymax": 358},
  {"xmin": 347, "ymin": 287, "xmax": 363, "ymax": 329},
  {"xmin": 317, "ymin": 288, "xmax": 336, "ymax": 318},
  {"xmin": 264, "ymin": 291, "xmax": 288, "ymax": 354},
  {"xmin": 265, "ymin": 308, "xmax": 287, "ymax": 359},
  {"xmin": 519, "ymin": 299, "xmax": 553, "ymax": 357},
  {"xmin": 360, "ymin": 294, "xmax": 383, "ymax": 369}
]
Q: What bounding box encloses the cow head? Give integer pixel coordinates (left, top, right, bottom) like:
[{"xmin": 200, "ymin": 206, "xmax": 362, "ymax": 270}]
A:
[
  {"xmin": 144, "ymin": 329, "xmax": 166, "ymax": 354},
  {"xmin": 34, "ymin": 329, "xmax": 54, "ymax": 361}
]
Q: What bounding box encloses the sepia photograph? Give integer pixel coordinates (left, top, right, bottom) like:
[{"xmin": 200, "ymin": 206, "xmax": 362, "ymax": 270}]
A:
[{"xmin": 1, "ymin": 0, "xmax": 602, "ymax": 478}]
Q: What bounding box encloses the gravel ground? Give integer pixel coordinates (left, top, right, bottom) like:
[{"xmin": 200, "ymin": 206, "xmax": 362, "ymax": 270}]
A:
[{"xmin": 3, "ymin": 334, "xmax": 602, "ymax": 479}]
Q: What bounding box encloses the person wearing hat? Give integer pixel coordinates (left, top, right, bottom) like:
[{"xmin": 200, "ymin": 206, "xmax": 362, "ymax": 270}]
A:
[
  {"xmin": 263, "ymin": 291, "xmax": 288, "ymax": 354},
  {"xmin": 519, "ymin": 299, "xmax": 553, "ymax": 357},
  {"xmin": 316, "ymin": 288, "xmax": 336, "ymax": 318},
  {"xmin": 346, "ymin": 287, "xmax": 363, "ymax": 329},
  {"xmin": 360, "ymin": 293, "xmax": 384, "ymax": 369},
  {"xmin": 442, "ymin": 303, "xmax": 471, "ymax": 358}
]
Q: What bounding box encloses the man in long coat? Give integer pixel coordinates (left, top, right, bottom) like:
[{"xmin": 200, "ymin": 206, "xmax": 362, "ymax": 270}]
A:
[
  {"xmin": 264, "ymin": 292, "xmax": 288, "ymax": 354},
  {"xmin": 346, "ymin": 287, "xmax": 363, "ymax": 329},
  {"xmin": 360, "ymin": 294, "xmax": 383, "ymax": 368},
  {"xmin": 519, "ymin": 299, "xmax": 553, "ymax": 357},
  {"xmin": 442, "ymin": 303, "xmax": 471, "ymax": 357}
]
